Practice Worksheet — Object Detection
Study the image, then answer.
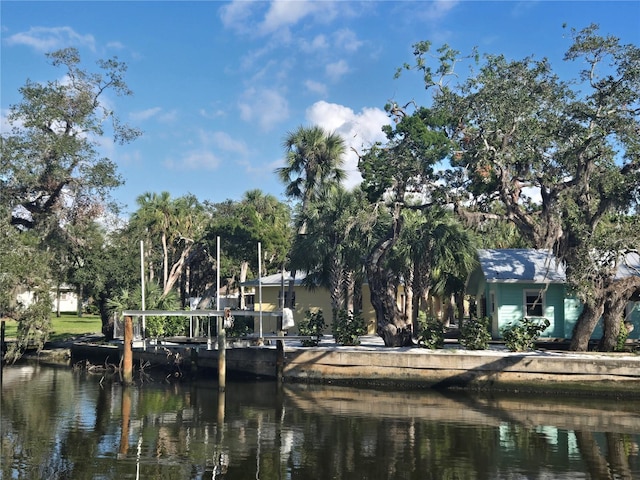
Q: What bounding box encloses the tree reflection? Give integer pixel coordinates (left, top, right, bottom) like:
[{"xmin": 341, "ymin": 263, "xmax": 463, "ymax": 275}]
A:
[{"xmin": 2, "ymin": 366, "xmax": 640, "ymax": 479}]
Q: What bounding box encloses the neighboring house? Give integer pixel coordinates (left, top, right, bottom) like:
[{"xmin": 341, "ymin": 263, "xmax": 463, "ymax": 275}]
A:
[
  {"xmin": 16, "ymin": 284, "xmax": 79, "ymax": 313},
  {"xmin": 466, "ymin": 249, "xmax": 640, "ymax": 340},
  {"xmin": 241, "ymin": 271, "xmax": 377, "ymax": 335}
]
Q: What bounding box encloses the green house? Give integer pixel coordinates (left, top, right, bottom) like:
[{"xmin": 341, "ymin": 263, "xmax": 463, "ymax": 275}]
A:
[{"xmin": 466, "ymin": 249, "xmax": 640, "ymax": 340}]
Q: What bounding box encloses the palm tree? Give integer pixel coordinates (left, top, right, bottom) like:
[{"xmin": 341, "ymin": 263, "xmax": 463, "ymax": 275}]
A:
[
  {"xmin": 132, "ymin": 191, "xmax": 173, "ymax": 289},
  {"xmin": 394, "ymin": 208, "xmax": 478, "ymax": 331},
  {"xmin": 289, "ymin": 187, "xmax": 367, "ymax": 322},
  {"xmin": 276, "ymin": 125, "xmax": 347, "ymax": 309},
  {"xmin": 276, "ymin": 125, "xmax": 347, "ymax": 221}
]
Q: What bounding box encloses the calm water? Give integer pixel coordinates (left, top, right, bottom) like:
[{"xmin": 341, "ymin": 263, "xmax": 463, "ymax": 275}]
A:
[{"xmin": 2, "ymin": 363, "xmax": 640, "ymax": 480}]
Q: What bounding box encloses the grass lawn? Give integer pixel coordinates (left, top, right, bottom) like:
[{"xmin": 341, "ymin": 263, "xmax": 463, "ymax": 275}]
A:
[{"xmin": 1, "ymin": 313, "xmax": 102, "ymax": 343}]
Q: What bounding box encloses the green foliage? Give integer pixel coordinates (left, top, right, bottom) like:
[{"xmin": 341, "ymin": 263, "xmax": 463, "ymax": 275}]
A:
[
  {"xmin": 107, "ymin": 282, "xmax": 181, "ymax": 339},
  {"xmin": 4, "ymin": 293, "xmax": 53, "ymax": 363},
  {"xmin": 501, "ymin": 317, "xmax": 550, "ymax": 352},
  {"xmin": 460, "ymin": 316, "xmax": 492, "ymax": 350},
  {"xmin": 297, "ymin": 310, "xmax": 326, "ymax": 346},
  {"xmin": 226, "ymin": 315, "xmax": 252, "ymax": 338},
  {"xmin": 616, "ymin": 321, "xmax": 630, "ymax": 352},
  {"xmin": 416, "ymin": 312, "xmax": 445, "ymax": 349},
  {"xmin": 400, "ymin": 25, "xmax": 640, "ymax": 351},
  {"xmin": 332, "ymin": 310, "xmax": 366, "ymax": 346},
  {"xmin": 1, "ymin": 48, "xmax": 139, "ymax": 360}
]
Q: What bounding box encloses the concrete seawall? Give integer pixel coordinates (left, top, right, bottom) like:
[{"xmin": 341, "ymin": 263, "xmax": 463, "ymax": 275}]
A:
[{"xmin": 69, "ymin": 336, "xmax": 640, "ymax": 396}]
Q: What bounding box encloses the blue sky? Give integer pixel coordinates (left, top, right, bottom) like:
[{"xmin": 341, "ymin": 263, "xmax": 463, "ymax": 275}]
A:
[{"xmin": 2, "ymin": 1, "xmax": 639, "ymax": 217}]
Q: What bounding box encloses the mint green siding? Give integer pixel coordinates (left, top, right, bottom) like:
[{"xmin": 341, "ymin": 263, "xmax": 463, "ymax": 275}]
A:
[{"xmin": 486, "ymin": 283, "xmax": 565, "ymax": 339}]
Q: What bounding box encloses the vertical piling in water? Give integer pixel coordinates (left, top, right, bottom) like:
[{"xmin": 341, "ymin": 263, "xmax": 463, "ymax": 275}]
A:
[
  {"xmin": 118, "ymin": 386, "xmax": 131, "ymax": 457},
  {"xmin": 0, "ymin": 320, "xmax": 5, "ymax": 384},
  {"xmin": 276, "ymin": 272, "xmax": 285, "ymax": 382},
  {"xmin": 218, "ymin": 313, "xmax": 226, "ymax": 391},
  {"xmin": 123, "ymin": 316, "xmax": 133, "ymax": 385}
]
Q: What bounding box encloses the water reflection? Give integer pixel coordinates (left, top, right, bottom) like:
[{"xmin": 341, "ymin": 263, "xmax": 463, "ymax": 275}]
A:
[{"xmin": 2, "ymin": 363, "xmax": 639, "ymax": 479}]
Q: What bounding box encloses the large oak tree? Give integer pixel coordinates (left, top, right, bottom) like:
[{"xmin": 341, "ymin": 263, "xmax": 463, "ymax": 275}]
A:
[{"xmin": 402, "ymin": 25, "xmax": 639, "ymax": 350}]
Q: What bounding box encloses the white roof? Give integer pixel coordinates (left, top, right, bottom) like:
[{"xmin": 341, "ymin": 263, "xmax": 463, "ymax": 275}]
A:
[
  {"xmin": 616, "ymin": 252, "xmax": 640, "ymax": 279},
  {"xmin": 241, "ymin": 271, "xmax": 306, "ymax": 287},
  {"xmin": 478, "ymin": 249, "xmax": 566, "ymax": 283}
]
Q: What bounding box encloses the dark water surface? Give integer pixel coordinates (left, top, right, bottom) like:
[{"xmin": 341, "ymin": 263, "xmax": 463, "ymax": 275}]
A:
[{"xmin": 2, "ymin": 362, "xmax": 640, "ymax": 479}]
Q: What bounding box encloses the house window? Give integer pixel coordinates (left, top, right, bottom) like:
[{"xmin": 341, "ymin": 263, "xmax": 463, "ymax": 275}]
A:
[
  {"xmin": 277, "ymin": 290, "xmax": 296, "ymax": 308},
  {"xmin": 524, "ymin": 290, "xmax": 544, "ymax": 318}
]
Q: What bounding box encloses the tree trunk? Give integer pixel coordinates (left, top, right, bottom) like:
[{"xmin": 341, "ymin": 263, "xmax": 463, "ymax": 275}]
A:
[
  {"xmin": 404, "ymin": 262, "xmax": 414, "ymax": 333},
  {"xmin": 354, "ymin": 274, "xmax": 363, "ymax": 313},
  {"xmin": 76, "ymin": 284, "xmax": 83, "ymax": 317},
  {"xmin": 599, "ymin": 277, "xmax": 640, "ymax": 351},
  {"xmin": 345, "ymin": 270, "xmax": 355, "ymax": 314},
  {"xmin": 365, "ymin": 206, "xmax": 412, "ymax": 347},
  {"xmin": 569, "ymin": 299, "xmax": 605, "ymax": 351},
  {"xmin": 98, "ymin": 292, "xmax": 114, "ymax": 341},
  {"xmin": 162, "ymin": 232, "xmax": 168, "ymax": 291},
  {"xmin": 329, "ymin": 255, "xmax": 344, "ymax": 322},
  {"xmin": 55, "ymin": 284, "xmax": 61, "ymax": 318},
  {"xmin": 239, "ymin": 261, "xmax": 249, "ymax": 310},
  {"xmin": 163, "ymin": 244, "xmax": 194, "ymax": 296},
  {"xmin": 456, "ymin": 292, "xmax": 465, "ymax": 328}
]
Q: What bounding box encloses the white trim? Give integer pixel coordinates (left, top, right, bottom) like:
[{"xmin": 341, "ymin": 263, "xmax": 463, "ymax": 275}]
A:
[{"xmin": 523, "ymin": 289, "xmax": 545, "ymax": 318}]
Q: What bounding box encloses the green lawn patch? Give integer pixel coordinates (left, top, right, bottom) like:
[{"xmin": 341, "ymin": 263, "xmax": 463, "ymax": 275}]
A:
[{"xmin": 1, "ymin": 313, "xmax": 102, "ymax": 343}]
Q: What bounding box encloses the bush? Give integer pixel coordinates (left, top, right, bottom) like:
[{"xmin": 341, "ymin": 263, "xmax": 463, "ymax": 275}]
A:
[
  {"xmin": 501, "ymin": 317, "xmax": 550, "ymax": 352},
  {"xmin": 332, "ymin": 310, "xmax": 366, "ymax": 346},
  {"xmin": 297, "ymin": 310, "xmax": 326, "ymax": 346},
  {"xmin": 460, "ymin": 316, "xmax": 492, "ymax": 350},
  {"xmin": 226, "ymin": 315, "xmax": 253, "ymax": 338},
  {"xmin": 416, "ymin": 313, "xmax": 445, "ymax": 349},
  {"xmin": 145, "ymin": 315, "xmax": 187, "ymax": 338},
  {"xmin": 616, "ymin": 321, "xmax": 629, "ymax": 352}
]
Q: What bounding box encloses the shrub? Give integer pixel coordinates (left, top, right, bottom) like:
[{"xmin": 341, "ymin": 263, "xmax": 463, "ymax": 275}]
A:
[
  {"xmin": 616, "ymin": 321, "xmax": 629, "ymax": 352},
  {"xmin": 460, "ymin": 316, "xmax": 492, "ymax": 350},
  {"xmin": 226, "ymin": 315, "xmax": 252, "ymax": 338},
  {"xmin": 332, "ymin": 310, "xmax": 366, "ymax": 346},
  {"xmin": 416, "ymin": 313, "xmax": 445, "ymax": 349},
  {"xmin": 297, "ymin": 310, "xmax": 326, "ymax": 346},
  {"xmin": 501, "ymin": 317, "xmax": 550, "ymax": 352}
]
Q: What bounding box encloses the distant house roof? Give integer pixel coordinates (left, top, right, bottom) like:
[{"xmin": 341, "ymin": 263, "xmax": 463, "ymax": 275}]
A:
[
  {"xmin": 616, "ymin": 252, "xmax": 640, "ymax": 280},
  {"xmin": 241, "ymin": 271, "xmax": 306, "ymax": 287},
  {"xmin": 478, "ymin": 249, "xmax": 566, "ymax": 283}
]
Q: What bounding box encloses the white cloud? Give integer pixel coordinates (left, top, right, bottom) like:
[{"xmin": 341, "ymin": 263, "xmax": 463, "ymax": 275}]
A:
[
  {"xmin": 325, "ymin": 59, "xmax": 349, "ymax": 82},
  {"xmin": 203, "ymin": 130, "xmax": 250, "ymax": 156},
  {"xmin": 129, "ymin": 107, "xmax": 177, "ymax": 124},
  {"xmin": 300, "ymin": 34, "xmax": 329, "ymax": 53},
  {"xmin": 220, "ymin": 0, "xmax": 339, "ymax": 37},
  {"xmin": 238, "ymin": 87, "xmax": 289, "ymax": 131},
  {"xmin": 166, "ymin": 150, "xmax": 221, "ymax": 171},
  {"xmin": 106, "ymin": 41, "xmax": 125, "ymax": 50},
  {"xmin": 219, "ymin": 0, "xmax": 257, "ymax": 34},
  {"xmin": 306, "ymin": 101, "xmax": 390, "ymax": 189},
  {"xmin": 333, "ymin": 29, "xmax": 363, "ymax": 53},
  {"xmin": 4, "ymin": 26, "xmax": 96, "ymax": 52},
  {"xmin": 259, "ymin": 0, "xmax": 337, "ymax": 35},
  {"xmin": 304, "ymin": 79, "xmax": 327, "ymax": 96},
  {"xmin": 420, "ymin": 0, "xmax": 459, "ymax": 21},
  {"xmin": 129, "ymin": 107, "xmax": 162, "ymax": 122}
]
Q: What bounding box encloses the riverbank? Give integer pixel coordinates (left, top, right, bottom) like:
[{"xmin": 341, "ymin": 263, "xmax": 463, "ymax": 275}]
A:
[{"xmin": 33, "ymin": 334, "xmax": 634, "ymax": 397}]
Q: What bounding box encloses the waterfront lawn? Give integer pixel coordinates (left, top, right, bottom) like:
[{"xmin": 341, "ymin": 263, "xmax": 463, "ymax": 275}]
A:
[{"xmin": 1, "ymin": 313, "xmax": 102, "ymax": 343}]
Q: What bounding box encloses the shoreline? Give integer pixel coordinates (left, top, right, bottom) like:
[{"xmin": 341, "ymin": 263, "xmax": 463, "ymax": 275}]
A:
[{"xmin": 6, "ymin": 334, "xmax": 640, "ymax": 397}]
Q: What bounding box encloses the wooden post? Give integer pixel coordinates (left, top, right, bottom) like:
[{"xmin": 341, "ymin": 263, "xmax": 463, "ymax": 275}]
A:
[
  {"xmin": 118, "ymin": 386, "xmax": 131, "ymax": 457},
  {"xmin": 0, "ymin": 320, "xmax": 5, "ymax": 384},
  {"xmin": 123, "ymin": 316, "xmax": 133, "ymax": 385},
  {"xmin": 276, "ymin": 271, "xmax": 285, "ymax": 382},
  {"xmin": 218, "ymin": 312, "xmax": 227, "ymax": 391}
]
